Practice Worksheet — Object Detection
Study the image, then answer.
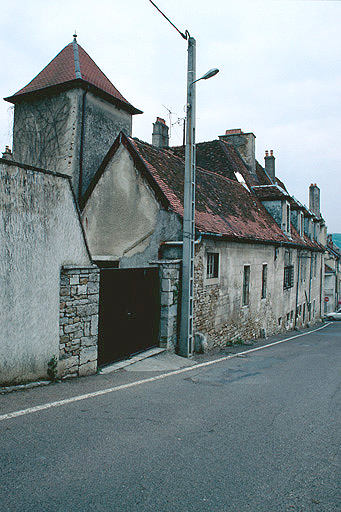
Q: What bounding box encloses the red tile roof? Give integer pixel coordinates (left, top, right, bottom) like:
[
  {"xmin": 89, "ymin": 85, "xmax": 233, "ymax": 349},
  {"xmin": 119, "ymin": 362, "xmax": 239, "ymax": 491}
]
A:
[
  {"xmin": 82, "ymin": 132, "xmax": 322, "ymax": 251},
  {"xmin": 84, "ymin": 133, "xmax": 321, "ymax": 249},
  {"xmin": 5, "ymin": 39, "xmax": 141, "ymax": 114},
  {"xmin": 171, "ymin": 139, "xmax": 258, "ymax": 186}
]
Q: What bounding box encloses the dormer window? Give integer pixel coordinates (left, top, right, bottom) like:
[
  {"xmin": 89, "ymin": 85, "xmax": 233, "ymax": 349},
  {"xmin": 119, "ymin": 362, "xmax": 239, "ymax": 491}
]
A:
[
  {"xmin": 282, "ymin": 201, "xmax": 290, "ymax": 235},
  {"xmin": 303, "ymin": 216, "xmax": 312, "ymax": 238},
  {"xmin": 298, "ymin": 212, "xmax": 303, "ymax": 236},
  {"xmin": 286, "ymin": 203, "xmax": 291, "ymax": 235}
]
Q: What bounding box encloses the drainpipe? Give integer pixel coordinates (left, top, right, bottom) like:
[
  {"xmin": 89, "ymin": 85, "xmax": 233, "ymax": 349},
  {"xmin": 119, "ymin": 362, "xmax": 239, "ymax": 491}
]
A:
[
  {"xmin": 319, "ymin": 253, "xmax": 323, "ymax": 319},
  {"xmin": 335, "ymin": 265, "xmax": 339, "ymax": 310},
  {"xmin": 295, "ymin": 251, "xmax": 301, "ymax": 329},
  {"xmin": 308, "ymin": 253, "xmax": 313, "ymax": 321}
]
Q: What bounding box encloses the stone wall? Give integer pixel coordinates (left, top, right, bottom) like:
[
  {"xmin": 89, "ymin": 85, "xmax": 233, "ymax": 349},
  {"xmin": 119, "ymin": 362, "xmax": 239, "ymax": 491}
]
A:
[
  {"xmin": 157, "ymin": 260, "xmax": 181, "ymax": 351},
  {"xmin": 194, "ymin": 239, "xmax": 322, "ymax": 349},
  {"xmin": 12, "ymin": 90, "xmax": 82, "ymax": 195},
  {"xmin": 12, "ymin": 88, "xmax": 133, "ymax": 201},
  {"xmin": 59, "ymin": 266, "xmax": 100, "ymax": 378},
  {"xmin": 81, "ymin": 92, "xmax": 132, "ymax": 197}
]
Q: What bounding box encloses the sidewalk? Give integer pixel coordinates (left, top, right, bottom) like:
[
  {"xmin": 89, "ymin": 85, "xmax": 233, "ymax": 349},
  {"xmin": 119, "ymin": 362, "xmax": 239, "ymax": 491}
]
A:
[{"xmin": 0, "ymin": 322, "xmax": 326, "ymax": 395}]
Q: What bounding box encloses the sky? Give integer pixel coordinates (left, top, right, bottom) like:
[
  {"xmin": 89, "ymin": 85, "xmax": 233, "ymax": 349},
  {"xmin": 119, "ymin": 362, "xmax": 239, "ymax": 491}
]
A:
[{"xmin": 0, "ymin": 0, "xmax": 340, "ymax": 232}]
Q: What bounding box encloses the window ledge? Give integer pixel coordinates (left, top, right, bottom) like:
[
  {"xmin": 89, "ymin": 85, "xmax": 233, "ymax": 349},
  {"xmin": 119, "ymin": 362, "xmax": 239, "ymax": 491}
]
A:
[{"xmin": 204, "ymin": 277, "xmax": 220, "ymax": 286}]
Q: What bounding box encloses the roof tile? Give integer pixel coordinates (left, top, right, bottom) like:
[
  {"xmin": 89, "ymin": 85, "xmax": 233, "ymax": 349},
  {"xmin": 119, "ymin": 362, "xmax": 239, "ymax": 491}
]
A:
[{"xmin": 5, "ymin": 40, "xmax": 141, "ymax": 114}]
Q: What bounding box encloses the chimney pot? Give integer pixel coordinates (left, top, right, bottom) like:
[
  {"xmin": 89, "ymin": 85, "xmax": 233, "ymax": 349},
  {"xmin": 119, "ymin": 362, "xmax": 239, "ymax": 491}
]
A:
[
  {"xmin": 264, "ymin": 149, "xmax": 275, "ymax": 182},
  {"xmin": 225, "ymin": 128, "xmax": 243, "ymax": 135},
  {"xmin": 2, "ymin": 146, "xmax": 13, "ymax": 160}
]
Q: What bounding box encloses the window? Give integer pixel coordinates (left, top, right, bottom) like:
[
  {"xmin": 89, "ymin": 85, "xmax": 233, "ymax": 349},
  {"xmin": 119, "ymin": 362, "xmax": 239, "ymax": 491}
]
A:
[
  {"xmin": 298, "ymin": 212, "xmax": 303, "ymax": 236},
  {"xmin": 283, "ymin": 265, "xmax": 294, "ymax": 289},
  {"xmin": 284, "ymin": 250, "xmax": 294, "ymax": 289},
  {"xmin": 261, "ymin": 264, "xmax": 267, "ymax": 299},
  {"xmin": 206, "ymin": 253, "xmax": 219, "ymax": 279},
  {"xmin": 243, "ymin": 265, "xmax": 250, "ymax": 305},
  {"xmin": 286, "ymin": 204, "xmax": 290, "ymax": 234}
]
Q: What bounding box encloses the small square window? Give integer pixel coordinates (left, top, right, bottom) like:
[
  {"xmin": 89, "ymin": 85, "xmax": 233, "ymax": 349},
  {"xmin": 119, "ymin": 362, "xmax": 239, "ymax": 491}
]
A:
[{"xmin": 206, "ymin": 253, "xmax": 219, "ymax": 279}]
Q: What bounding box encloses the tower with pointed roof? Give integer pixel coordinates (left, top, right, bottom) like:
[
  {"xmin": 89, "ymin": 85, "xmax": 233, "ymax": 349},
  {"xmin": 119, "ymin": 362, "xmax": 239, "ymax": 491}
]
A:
[{"xmin": 5, "ymin": 35, "xmax": 142, "ymax": 199}]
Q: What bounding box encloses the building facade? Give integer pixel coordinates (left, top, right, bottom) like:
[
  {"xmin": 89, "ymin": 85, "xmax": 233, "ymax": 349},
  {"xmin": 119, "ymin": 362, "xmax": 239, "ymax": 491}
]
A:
[{"xmin": 0, "ymin": 37, "xmax": 327, "ymax": 384}]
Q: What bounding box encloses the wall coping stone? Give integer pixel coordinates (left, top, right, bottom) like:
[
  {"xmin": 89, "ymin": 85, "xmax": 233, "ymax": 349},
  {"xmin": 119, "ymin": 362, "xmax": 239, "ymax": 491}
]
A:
[{"xmin": 62, "ymin": 265, "xmax": 99, "ymax": 272}]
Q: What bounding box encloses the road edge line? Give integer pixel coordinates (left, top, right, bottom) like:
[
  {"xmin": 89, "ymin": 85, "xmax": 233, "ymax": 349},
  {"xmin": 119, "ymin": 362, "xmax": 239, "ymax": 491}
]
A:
[{"xmin": 0, "ymin": 323, "xmax": 330, "ymax": 422}]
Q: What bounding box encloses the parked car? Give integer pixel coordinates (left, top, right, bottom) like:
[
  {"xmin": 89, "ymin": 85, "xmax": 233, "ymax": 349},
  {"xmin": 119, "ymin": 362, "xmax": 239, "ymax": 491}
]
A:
[{"xmin": 325, "ymin": 308, "xmax": 341, "ymax": 320}]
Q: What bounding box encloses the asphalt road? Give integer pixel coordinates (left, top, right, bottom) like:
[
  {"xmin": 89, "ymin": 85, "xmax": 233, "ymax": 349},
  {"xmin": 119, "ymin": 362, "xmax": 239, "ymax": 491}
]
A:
[{"xmin": 0, "ymin": 323, "xmax": 340, "ymax": 511}]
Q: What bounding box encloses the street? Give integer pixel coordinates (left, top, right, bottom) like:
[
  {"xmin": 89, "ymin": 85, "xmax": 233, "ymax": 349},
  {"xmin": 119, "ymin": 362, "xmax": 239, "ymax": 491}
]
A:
[{"xmin": 0, "ymin": 323, "xmax": 340, "ymax": 511}]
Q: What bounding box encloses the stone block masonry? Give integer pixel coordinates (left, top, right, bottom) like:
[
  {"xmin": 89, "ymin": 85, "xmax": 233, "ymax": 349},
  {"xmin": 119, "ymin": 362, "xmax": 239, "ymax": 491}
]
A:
[
  {"xmin": 153, "ymin": 260, "xmax": 181, "ymax": 351},
  {"xmin": 59, "ymin": 265, "xmax": 100, "ymax": 378}
]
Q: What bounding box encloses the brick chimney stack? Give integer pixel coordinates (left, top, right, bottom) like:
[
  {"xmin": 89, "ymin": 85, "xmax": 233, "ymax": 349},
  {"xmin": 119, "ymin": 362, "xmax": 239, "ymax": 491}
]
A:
[
  {"xmin": 264, "ymin": 149, "xmax": 275, "ymax": 182},
  {"xmin": 309, "ymin": 183, "xmax": 320, "ymax": 218},
  {"xmin": 152, "ymin": 117, "xmax": 169, "ymax": 148}
]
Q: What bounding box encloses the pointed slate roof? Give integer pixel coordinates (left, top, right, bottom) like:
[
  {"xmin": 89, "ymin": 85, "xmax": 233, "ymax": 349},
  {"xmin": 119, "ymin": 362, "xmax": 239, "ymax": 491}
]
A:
[{"xmin": 5, "ymin": 37, "xmax": 142, "ymax": 115}]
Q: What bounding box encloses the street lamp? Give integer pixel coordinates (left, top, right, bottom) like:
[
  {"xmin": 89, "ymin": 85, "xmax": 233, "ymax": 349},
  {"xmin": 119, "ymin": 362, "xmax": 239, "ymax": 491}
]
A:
[
  {"xmin": 148, "ymin": 1, "xmax": 219, "ymax": 357},
  {"xmin": 178, "ymin": 39, "xmax": 219, "ymax": 357}
]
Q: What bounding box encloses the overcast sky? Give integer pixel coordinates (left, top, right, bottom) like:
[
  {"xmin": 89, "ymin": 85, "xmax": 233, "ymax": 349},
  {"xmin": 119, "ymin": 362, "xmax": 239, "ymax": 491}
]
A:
[{"xmin": 0, "ymin": 0, "xmax": 340, "ymax": 232}]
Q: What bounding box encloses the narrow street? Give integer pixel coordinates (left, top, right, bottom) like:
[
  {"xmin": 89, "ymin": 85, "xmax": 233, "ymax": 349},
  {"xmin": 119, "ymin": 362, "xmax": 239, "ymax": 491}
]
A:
[{"xmin": 0, "ymin": 323, "xmax": 340, "ymax": 512}]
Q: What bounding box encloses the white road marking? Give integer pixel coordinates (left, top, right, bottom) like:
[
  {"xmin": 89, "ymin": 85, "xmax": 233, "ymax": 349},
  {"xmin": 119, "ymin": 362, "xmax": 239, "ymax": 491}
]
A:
[{"xmin": 0, "ymin": 324, "xmax": 330, "ymax": 422}]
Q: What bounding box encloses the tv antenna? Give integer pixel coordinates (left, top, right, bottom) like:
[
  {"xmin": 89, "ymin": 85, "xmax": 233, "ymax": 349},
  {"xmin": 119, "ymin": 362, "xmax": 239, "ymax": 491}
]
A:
[{"xmin": 163, "ymin": 104, "xmax": 186, "ymax": 145}]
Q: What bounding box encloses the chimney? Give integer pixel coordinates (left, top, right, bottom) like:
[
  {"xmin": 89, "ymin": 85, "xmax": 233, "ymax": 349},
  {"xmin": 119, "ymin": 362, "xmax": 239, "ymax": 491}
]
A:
[
  {"xmin": 219, "ymin": 129, "xmax": 256, "ymax": 174},
  {"xmin": 309, "ymin": 183, "xmax": 320, "ymax": 218},
  {"xmin": 264, "ymin": 149, "xmax": 275, "ymax": 182},
  {"xmin": 152, "ymin": 117, "xmax": 169, "ymax": 148},
  {"xmin": 1, "ymin": 146, "xmax": 13, "ymax": 160}
]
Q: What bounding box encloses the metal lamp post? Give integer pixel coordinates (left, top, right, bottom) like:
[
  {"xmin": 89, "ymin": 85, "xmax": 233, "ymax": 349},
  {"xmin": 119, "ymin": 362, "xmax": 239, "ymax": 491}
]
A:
[
  {"xmin": 148, "ymin": 1, "xmax": 219, "ymax": 357},
  {"xmin": 178, "ymin": 37, "xmax": 219, "ymax": 357}
]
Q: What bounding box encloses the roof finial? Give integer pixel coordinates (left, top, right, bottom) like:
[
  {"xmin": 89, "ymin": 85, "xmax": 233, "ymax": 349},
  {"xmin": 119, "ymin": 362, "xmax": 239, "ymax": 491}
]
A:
[
  {"xmin": 73, "ymin": 31, "xmax": 77, "ymax": 40},
  {"xmin": 72, "ymin": 32, "xmax": 82, "ymax": 79}
]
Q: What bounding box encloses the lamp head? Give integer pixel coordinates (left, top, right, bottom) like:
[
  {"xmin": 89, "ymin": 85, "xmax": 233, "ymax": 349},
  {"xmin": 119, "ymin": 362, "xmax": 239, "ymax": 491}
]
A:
[{"xmin": 201, "ymin": 68, "xmax": 219, "ymax": 80}]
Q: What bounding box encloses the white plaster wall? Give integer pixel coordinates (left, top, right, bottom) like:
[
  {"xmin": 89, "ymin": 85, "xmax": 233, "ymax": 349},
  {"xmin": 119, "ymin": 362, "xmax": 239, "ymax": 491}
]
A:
[
  {"xmin": 0, "ymin": 162, "xmax": 91, "ymax": 384},
  {"xmin": 83, "ymin": 145, "xmax": 160, "ymax": 260}
]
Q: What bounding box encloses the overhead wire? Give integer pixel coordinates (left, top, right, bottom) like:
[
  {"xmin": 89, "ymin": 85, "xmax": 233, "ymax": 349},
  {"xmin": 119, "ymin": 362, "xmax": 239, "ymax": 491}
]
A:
[{"xmin": 148, "ymin": 0, "xmax": 188, "ymax": 40}]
